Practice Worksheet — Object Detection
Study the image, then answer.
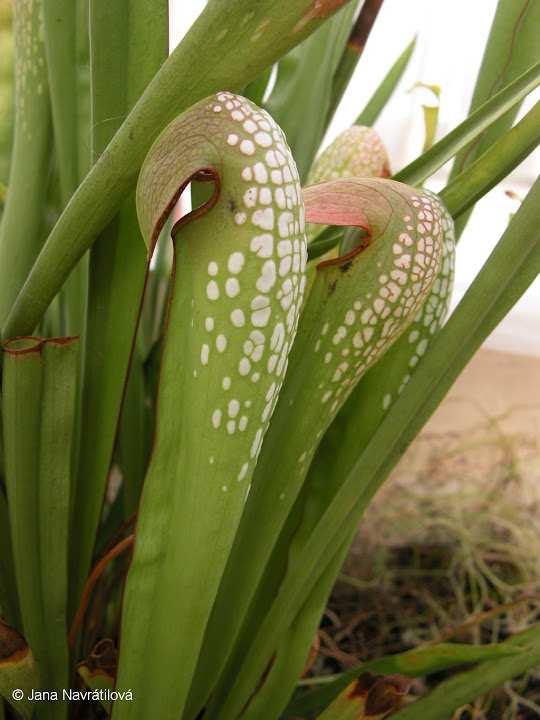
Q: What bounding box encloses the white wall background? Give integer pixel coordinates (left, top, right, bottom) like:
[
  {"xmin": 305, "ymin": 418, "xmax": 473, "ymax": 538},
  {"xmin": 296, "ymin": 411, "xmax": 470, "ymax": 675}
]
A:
[{"xmin": 169, "ymin": 0, "xmax": 539, "ymax": 357}]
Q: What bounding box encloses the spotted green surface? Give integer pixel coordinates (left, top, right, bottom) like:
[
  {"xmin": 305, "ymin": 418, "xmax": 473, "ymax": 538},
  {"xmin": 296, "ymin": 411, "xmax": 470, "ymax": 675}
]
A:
[
  {"xmin": 295, "ymin": 181, "xmax": 445, "ymax": 429},
  {"xmin": 252, "ymin": 168, "xmax": 455, "ymax": 720},
  {"xmin": 286, "ymin": 121, "xmax": 455, "ymax": 602},
  {"xmin": 308, "ymin": 125, "xmax": 391, "ymax": 184},
  {"xmin": 306, "ymin": 125, "xmax": 391, "ymax": 252},
  {"xmin": 251, "ymin": 143, "xmax": 455, "ymax": 717},
  {"xmin": 115, "ymin": 93, "xmax": 307, "ymax": 720},
  {"xmin": 197, "ymin": 178, "xmax": 450, "ymax": 719},
  {"xmin": 262, "ymin": 204, "xmax": 455, "ymax": 720},
  {"xmin": 314, "ymin": 195, "xmax": 455, "ymax": 487}
]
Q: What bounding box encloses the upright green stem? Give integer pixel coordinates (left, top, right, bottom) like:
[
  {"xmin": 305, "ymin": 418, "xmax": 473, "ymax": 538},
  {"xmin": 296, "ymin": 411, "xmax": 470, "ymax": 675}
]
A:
[
  {"xmin": 2, "ymin": 336, "xmax": 78, "ymax": 720},
  {"xmin": 2, "ymin": 339, "xmax": 44, "ymax": 673},
  {"xmin": 440, "ymin": 101, "xmax": 540, "ymax": 219},
  {"xmin": 242, "ymin": 532, "xmax": 352, "ymax": 719},
  {"xmin": 43, "ymin": 0, "xmax": 87, "ymax": 338},
  {"xmin": 75, "ymin": 0, "xmax": 91, "ymax": 184},
  {"xmin": 42, "ymin": 0, "xmax": 78, "ymax": 204},
  {"xmin": 355, "ymin": 36, "xmax": 416, "ymax": 126},
  {"xmin": 0, "ymin": 489, "xmax": 19, "ymax": 627},
  {"xmin": 70, "ymin": 0, "xmax": 168, "ymax": 617},
  {"xmin": 115, "ymin": 93, "xmax": 307, "ymax": 720},
  {"xmin": 0, "ymin": 0, "xmax": 51, "ymax": 329},
  {"xmin": 0, "ymin": 0, "xmax": 14, "ymax": 187},
  {"xmin": 37, "ymin": 340, "xmax": 78, "ymax": 719}
]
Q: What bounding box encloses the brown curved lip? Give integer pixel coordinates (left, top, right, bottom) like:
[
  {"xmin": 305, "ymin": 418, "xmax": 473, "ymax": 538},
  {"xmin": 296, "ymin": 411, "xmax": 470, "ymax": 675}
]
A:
[
  {"xmin": 149, "ymin": 166, "xmax": 221, "ymax": 256},
  {"xmin": 0, "ymin": 619, "xmax": 29, "ymax": 663},
  {"xmin": 303, "ymin": 180, "xmax": 375, "ymax": 270},
  {"xmin": 316, "ymin": 234, "xmax": 372, "ymax": 270}
]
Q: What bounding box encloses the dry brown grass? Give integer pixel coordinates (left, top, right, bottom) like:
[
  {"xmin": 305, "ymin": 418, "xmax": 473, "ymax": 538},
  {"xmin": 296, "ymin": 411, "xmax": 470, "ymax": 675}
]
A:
[{"xmin": 317, "ymin": 408, "xmax": 540, "ymax": 719}]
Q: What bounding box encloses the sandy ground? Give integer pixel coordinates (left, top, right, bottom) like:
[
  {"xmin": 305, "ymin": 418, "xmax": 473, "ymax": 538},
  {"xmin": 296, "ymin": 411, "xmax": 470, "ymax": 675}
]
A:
[
  {"xmin": 386, "ymin": 348, "xmax": 540, "ymax": 489},
  {"xmin": 420, "ymin": 348, "xmax": 540, "ymax": 437},
  {"xmin": 344, "ymin": 347, "xmax": 540, "ymax": 550}
]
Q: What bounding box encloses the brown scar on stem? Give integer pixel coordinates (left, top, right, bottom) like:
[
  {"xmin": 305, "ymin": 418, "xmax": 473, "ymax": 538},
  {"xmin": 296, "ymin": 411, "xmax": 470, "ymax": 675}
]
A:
[
  {"xmin": 347, "ymin": 0, "xmax": 384, "ymax": 54},
  {"xmin": 69, "ymin": 534, "xmax": 135, "ymax": 648},
  {"xmin": 239, "ymin": 652, "xmax": 277, "ymax": 715},
  {"xmin": 302, "ymin": 633, "xmax": 321, "ymax": 676},
  {"xmin": 294, "ymin": 0, "xmax": 351, "ymax": 32}
]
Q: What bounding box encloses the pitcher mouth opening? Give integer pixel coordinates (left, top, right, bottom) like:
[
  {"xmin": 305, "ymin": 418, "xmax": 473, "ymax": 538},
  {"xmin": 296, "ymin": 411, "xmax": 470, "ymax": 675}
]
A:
[
  {"xmin": 316, "ymin": 230, "xmax": 372, "ymax": 270},
  {"xmin": 148, "ymin": 166, "xmax": 221, "ymax": 258}
]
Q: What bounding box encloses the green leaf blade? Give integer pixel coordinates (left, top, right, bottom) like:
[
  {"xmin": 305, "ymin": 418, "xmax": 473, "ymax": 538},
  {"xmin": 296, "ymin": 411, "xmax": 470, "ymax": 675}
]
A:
[
  {"xmin": 70, "ymin": 0, "xmax": 168, "ymax": 616},
  {"xmin": 2, "ymin": 336, "xmax": 79, "ymax": 717},
  {"xmin": 391, "ymin": 626, "xmax": 540, "ymax": 720},
  {"xmin": 395, "ymin": 61, "xmax": 540, "ymax": 188},
  {"xmin": 355, "ymin": 36, "xmax": 416, "ymax": 127}
]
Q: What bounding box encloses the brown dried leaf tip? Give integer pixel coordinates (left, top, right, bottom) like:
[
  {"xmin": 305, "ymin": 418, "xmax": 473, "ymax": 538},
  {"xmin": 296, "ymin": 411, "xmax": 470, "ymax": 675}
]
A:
[
  {"xmin": 348, "ymin": 672, "xmax": 411, "ymax": 718},
  {"xmin": 295, "ymin": 0, "xmax": 350, "ymax": 32},
  {"xmin": 0, "ymin": 619, "xmax": 28, "ymax": 665},
  {"xmin": 78, "ymin": 638, "xmax": 118, "ymax": 682}
]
